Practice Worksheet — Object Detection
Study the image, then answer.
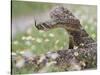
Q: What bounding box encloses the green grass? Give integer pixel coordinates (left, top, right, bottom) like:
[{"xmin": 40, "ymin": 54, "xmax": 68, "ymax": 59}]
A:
[{"xmin": 12, "ymin": 1, "xmax": 97, "ymax": 74}]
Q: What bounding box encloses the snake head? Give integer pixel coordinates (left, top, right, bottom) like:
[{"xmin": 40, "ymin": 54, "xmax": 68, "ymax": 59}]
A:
[{"xmin": 35, "ymin": 6, "xmax": 80, "ymax": 31}]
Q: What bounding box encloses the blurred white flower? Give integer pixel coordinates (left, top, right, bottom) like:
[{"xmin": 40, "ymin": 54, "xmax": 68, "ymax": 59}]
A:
[
  {"xmin": 26, "ymin": 36, "xmax": 33, "ymax": 40},
  {"xmin": 21, "ymin": 36, "xmax": 26, "ymax": 40},
  {"xmin": 19, "ymin": 51, "xmax": 25, "ymax": 55},
  {"xmin": 44, "ymin": 39, "xmax": 50, "ymax": 42},
  {"xmin": 80, "ymin": 43, "xmax": 84, "ymax": 46},
  {"xmin": 91, "ymin": 33, "xmax": 96, "ymax": 38},
  {"xmin": 13, "ymin": 41, "xmax": 19, "ymax": 45},
  {"xmin": 84, "ymin": 25, "xmax": 88, "ymax": 29},
  {"xmin": 49, "ymin": 33, "xmax": 55, "ymax": 37},
  {"xmin": 55, "ymin": 40, "xmax": 59, "ymax": 44},
  {"xmin": 12, "ymin": 52, "xmax": 17, "ymax": 60},
  {"xmin": 12, "ymin": 52, "xmax": 17, "ymax": 56},
  {"xmin": 36, "ymin": 38, "xmax": 42, "ymax": 43}
]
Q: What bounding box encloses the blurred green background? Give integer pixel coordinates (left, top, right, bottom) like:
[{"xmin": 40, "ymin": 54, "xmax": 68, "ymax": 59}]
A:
[{"xmin": 12, "ymin": 1, "xmax": 97, "ymax": 74}]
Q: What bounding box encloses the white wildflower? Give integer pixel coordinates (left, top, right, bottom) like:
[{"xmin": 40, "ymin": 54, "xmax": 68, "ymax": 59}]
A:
[
  {"xmin": 19, "ymin": 51, "xmax": 25, "ymax": 55},
  {"xmin": 21, "ymin": 36, "xmax": 26, "ymax": 40},
  {"xmin": 26, "ymin": 36, "xmax": 32, "ymax": 40},
  {"xmin": 13, "ymin": 41, "xmax": 19, "ymax": 45},
  {"xmin": 55, "ymin": 40, "xmax": 59, "ymax": 44},
  {"xmin": 44, "ymin": 39, "xmax": 50, "ymax": 42},
  {"xmin": 36, "ymin": 38, "xmax": 42, "ymax": 43},
  {"xmin": 84, "ymin": 25, "xmax": 88, "ymax": 29},
  {"xmin": 49, "ymin": 33, "xmax": 55, "ymax": 37},
  {"xmin": 12, "ymin": 52, "xmax": 16, "ymax": 56},
  {"xmin": 12, "ymin": 52, "xmax": 17, "ymax": 60},
  {"xmin": 91, "ymin": 33, "xmax": 96, "ymax": 38}
]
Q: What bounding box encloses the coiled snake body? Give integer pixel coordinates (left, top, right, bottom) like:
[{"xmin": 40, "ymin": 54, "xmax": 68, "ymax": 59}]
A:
[{"xmin": 35, "ymin": 6, "xmax": 97, "ymax": 71}]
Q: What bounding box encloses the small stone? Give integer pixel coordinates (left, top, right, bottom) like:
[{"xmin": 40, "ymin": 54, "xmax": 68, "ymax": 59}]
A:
[
  {"xmin": 80, "ymin": 43, "xmax": 84, "ymax": 46},
  {"xmin": 74, "ymin": 52, "xmax": 79, "ymax": 56},
  {"xmin": 74, "ymin": 46, "xmax": 78, "ymax": 49},
  {"xmin": 80, "ymin": 61, "xmax": 86, "ymax": 67}
]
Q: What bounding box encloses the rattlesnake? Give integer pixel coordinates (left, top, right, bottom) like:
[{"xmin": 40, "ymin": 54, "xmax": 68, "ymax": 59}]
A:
[{"xmin": 34, "ymin": 6, "xmax": 97, "ymax": 71}]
